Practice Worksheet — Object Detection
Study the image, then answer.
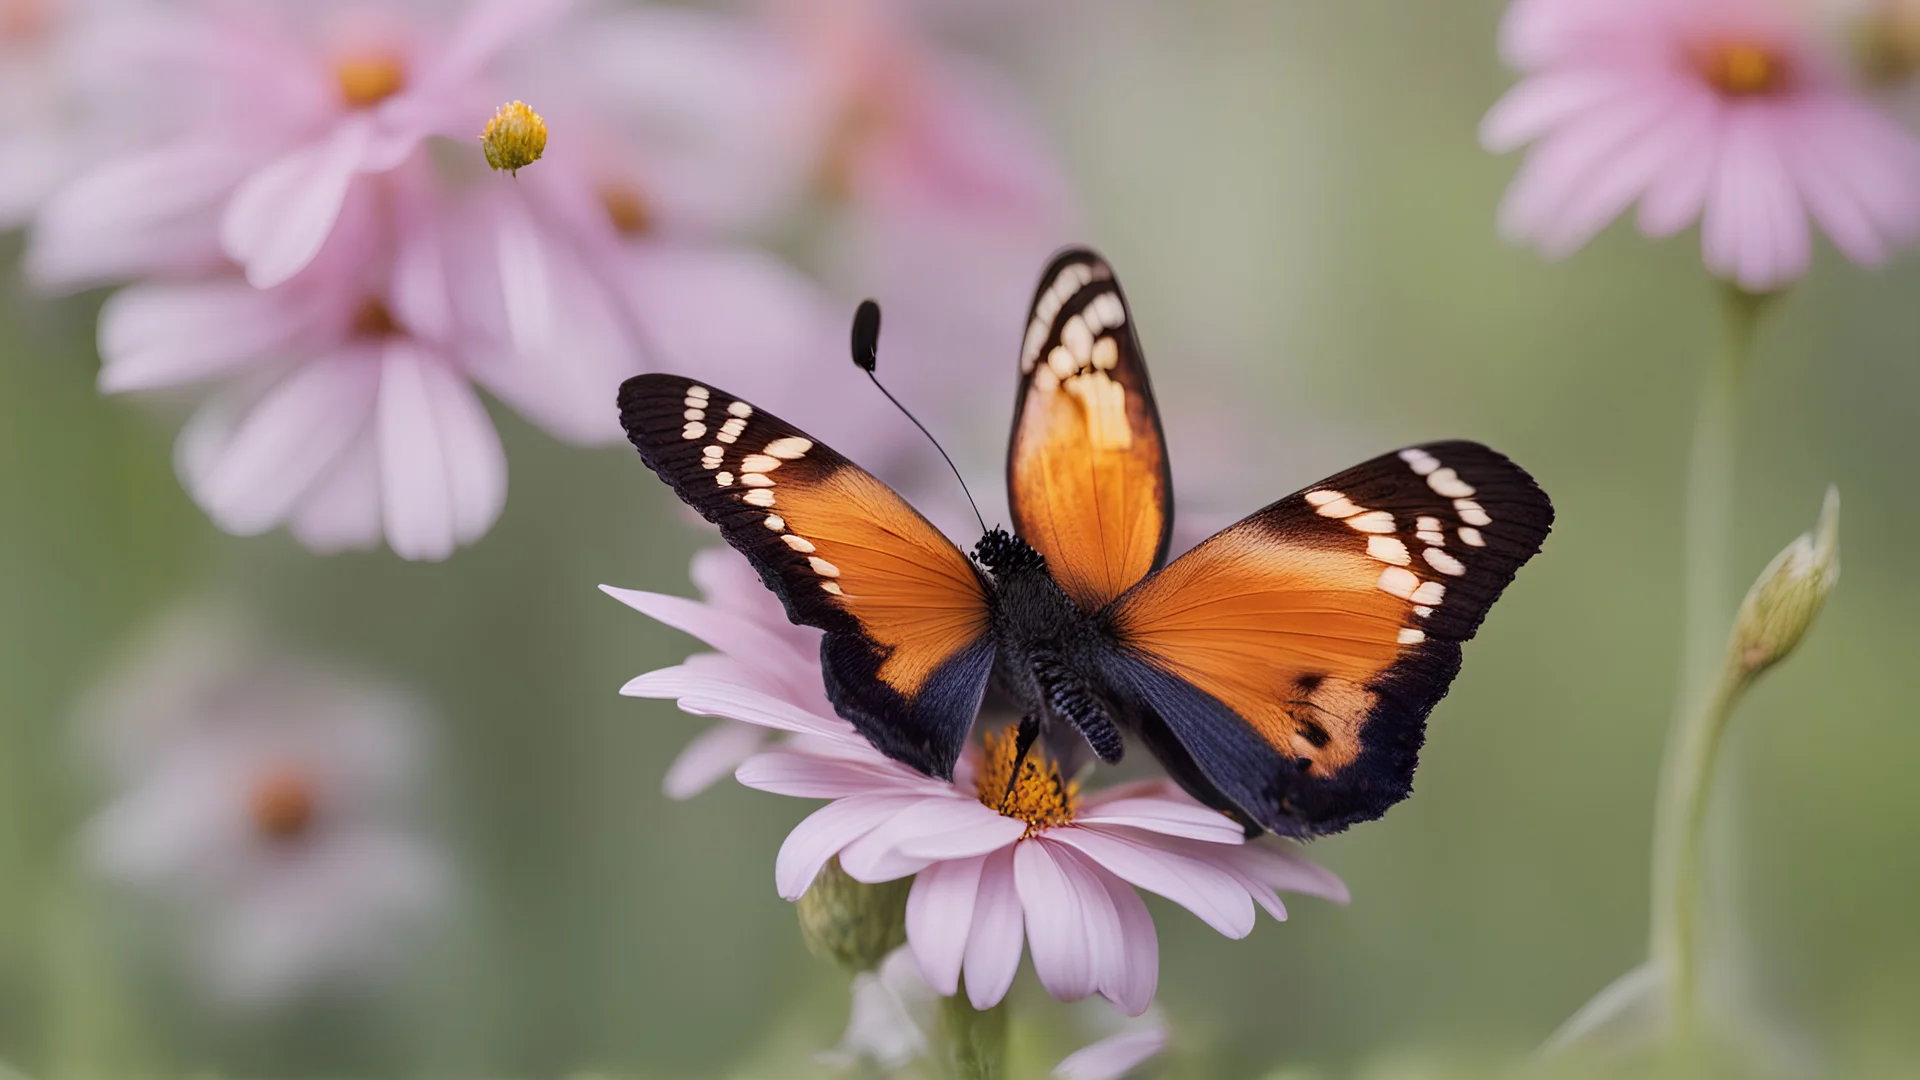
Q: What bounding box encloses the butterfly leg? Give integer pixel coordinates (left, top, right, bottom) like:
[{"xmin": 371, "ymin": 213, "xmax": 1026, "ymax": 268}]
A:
[
  {"xmin": 1031, "ymin": 651, "xmax": 1124, "ymax": 764},
  {"xmin": 998, "ymin": 715, "xmax": 1042, "ymax": 811}
]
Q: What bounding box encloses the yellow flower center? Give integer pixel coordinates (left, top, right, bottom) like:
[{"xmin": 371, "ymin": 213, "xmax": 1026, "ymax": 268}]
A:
[
  {"xmin": 335, "ymin": 52, "xmax": 407, "ymax": 109},
  {"xmin": 480, "ymin": 100, "xmax": 547, "ymax": 175},
  {"xmin": 599, "ymin": 181, "xmax": 653, "ymax": 236},
  {"xmin": 249, "ymin": 764, "xmax": 318, "ymax": 843},
  {"xmin": 974, "ymin": 725, "xmax": 1078, "ymax": 834},
  {"xmin": 1694, "ymin": 40, "xmax": 1792, "ymax": 97}
]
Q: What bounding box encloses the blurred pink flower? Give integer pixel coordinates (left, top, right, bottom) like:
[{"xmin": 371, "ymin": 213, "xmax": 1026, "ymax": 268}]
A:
[
  {"xmin": 79, "ymin": 606, "xmax": 446, "ymax": 1008},
  {"xmin": 1482, "ymin": 0, "xmax": 1920, "ymax": 290},
  {"xmin": 1053, "ymin": 1019, "xmax": 1168, "ymax": 1080},
  {"xmin": 621, "ymin": 662, "xmax": 1345, "ymax": 1016},
  {"xmin": 98, "ymin": 178, "xmax": 516, "ymax": 560},
  {"xmin": 601, "ymin": 547, "xmax": 826, "ymax": 798}
]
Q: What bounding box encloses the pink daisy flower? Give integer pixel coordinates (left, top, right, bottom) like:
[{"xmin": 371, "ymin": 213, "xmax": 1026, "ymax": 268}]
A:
[
  {"xmin": 1482, "ymin": 0, "xmax": 1920, "ymax": 290},
  {"xmin": 620, "ymin": 661, "xmax": 1347, "ymax": 1016}
]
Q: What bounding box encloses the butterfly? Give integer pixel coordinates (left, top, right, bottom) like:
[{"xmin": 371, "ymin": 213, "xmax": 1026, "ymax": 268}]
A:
[{"xmin": 619, "ymin": 248, "xmax": 1553, "ymax": 837}]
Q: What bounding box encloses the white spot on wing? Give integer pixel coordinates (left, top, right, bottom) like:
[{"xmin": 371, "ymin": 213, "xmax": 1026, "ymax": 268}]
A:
[
  {"xmin": 1413, "ymin": 604, "xmax": 1434, "ymax": 617},
  {"xmin": 727, "ymin": 401, "xmax": 753, "ymax": 418},
  {"xmin": 683, "ymin": 408, "xmax": 704, "ymax": 421},
  {"xmin": 1427, "ymin": 467, "xmax": 1476, "ymax": 498},
  {"xmin": 1455, "ymin": 499, "xmax": 1491, "ymax": 526},
  {"xmin": 1346, "ymin": 510, "xmax": 1395, "ymax": 533},
  {"xmin": 1398, "ymin": 448, "xmax": 1439, "ymax": 476},
  {"xmin": 1416, "ymin": 516, "xmax": 1442, "ymax": 532},
  {"xmin": 681, "ymin": 421, "xmax": 706, "ymax": 440},
  {"xmin": 1091, "ymin": 336, "xmax": 1119, "ymax": 371},
  {"xmin": 715, "ymin": 471, "xmax": 733, "ymax": 486},
  {"xmin": 1411, "ymin": 580, "xmax": 1445, "ymax": 605},
  {"xmin": 1377, "ymin": 566, "xmax": 1419, "ymax": 599},
  {"xmin": 1458, "ymin": 527, "xmax": 1486, "ymax": 547},
  {"xmin": 743, "ymin": 489, "xmax": 775, "ymax": 507},
  {"xmin": 1062, "ymin": 314, "xmax": 1093, "ymax": 362},
  {"xmin": 685, "ymin": 385, "xmax": 709, "ymax": 401},
  {"xmin": 1397, "ymin": 628, "xmax": 1426, "ymax": 645},
  {"xmin": 1368, "ymin": 535, "xmax": 1412, "ymax": 565},
  {"xmin": 741, "ymin": 474, "xmax": 775, "ymax": 488},
  {"xmin": 765, "ymin": 437, "xmax": 813, "ymax": 460},
  {"xmin": 1424, "ymin": 548, "xmax": 1466, "ymax": 576},
  {"xmin": 1315, "ymin": 497, "xmax": 1362, "ymax": 519},
  {"xmin": 821, "ymin": 581, "xmax": 844, "ymax": 596},
  {"xmin": 740, "ymin": 454, "xmax": 780, "ymax": 473},
  {"xmin": 807, "ymin": 556, "xmax": 841, "ymax": 578},
  {"xmin": 763, "ymin": 514, "xmax": 785, "ymax": 531},
  {"xmin": 1304, "ymin": 490, "xmax": 1344, "ymax": 507},
  {"xmin": 781, "ymin": 534, "xmax": 815, "ymax": 553}
]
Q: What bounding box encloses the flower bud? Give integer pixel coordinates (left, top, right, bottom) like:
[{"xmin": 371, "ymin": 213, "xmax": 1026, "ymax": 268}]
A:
[
  {"xmin": 480, "ymin": 100, "xmax": 546, "ymax": 174},
  {"xmin": 1728, "ymin": 487, "xmax": 1839, "ymax": 684},
  {"xmin": 796, "ymin": 857, "xmax": 909, "ymax": 973}
]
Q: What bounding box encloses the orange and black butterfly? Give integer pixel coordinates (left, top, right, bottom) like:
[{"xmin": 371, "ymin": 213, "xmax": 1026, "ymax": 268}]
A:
[{"xmin": 619, "ymin": 248, "xmax": 1552, "ymax": 837}]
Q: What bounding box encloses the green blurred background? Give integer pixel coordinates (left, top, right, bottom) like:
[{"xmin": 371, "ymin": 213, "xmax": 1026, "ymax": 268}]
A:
[{"xmin": 5, "ymin": 1, "xmax": 1920, "ymax": 1076}]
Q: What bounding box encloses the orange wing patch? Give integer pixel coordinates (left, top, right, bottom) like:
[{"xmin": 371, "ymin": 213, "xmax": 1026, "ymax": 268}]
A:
[
  {"xmin": 1008, "ymin": 249, "xmax": 1171, "ymax": 610},
  {"xmin": 775, "ymin": 465, "xmax": 989, "ymax": 697},
  {"xmin": 1112, "ymin": 537, "xmax": 1405, "ymax": 774}
]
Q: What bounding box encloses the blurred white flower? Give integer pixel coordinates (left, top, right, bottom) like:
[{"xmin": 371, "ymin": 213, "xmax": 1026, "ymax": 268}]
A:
[{"xmin": 79, "ymin": 606, "xmax": 447, "ymax": 1008}]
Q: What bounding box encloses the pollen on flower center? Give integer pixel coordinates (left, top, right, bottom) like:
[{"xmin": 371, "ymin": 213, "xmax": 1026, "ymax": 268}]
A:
[
  {"xmin": 1693, "ymin": 40, "xmax": 1793, "ymax": 96},
  {"xmin": 974, "ymin": 725, "xmax": 1078, "ymax": 833},
  {"xmin": 249, "ymin": 764, "xmax": 318, "ymax": 842},
  {"xmin": 336, "ymin": 52, "xmax": 407, "ymax": 109}
]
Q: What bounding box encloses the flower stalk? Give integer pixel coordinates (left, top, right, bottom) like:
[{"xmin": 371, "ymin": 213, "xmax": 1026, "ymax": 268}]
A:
[
  {"xmin": 939, "ymin": 979, "xmax": 1008, "ymax": 1080},
  {"xmin": 1647, "ymin": 284, "xmax": 1769, "ymax": 1038}
]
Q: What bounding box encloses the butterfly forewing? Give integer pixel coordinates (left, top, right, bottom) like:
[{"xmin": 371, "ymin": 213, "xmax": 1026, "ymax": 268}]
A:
[
  {"xmin": 620, "ymin": 374, "xmax": 994, "ymax": 777},
  {"xmin": 1008, "ymin": 248, "xmax": 1173, "ymax": 611},
  {"xmin": 1106, "ymin": 440, "xmax": 1553, "ymax": 836}
]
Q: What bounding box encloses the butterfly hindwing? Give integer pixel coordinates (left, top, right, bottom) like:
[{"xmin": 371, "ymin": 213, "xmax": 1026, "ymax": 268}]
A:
[
  {"xmin": 620, "ymin": 374, "xmax": 994, "ymax": 778},
  {"xmin": 1105, "ymin": 440, "xmax": 1553, "ymax": 836},
  {"xmin": 1008, "ymin": 248, "xmax": 1173, "ymax": 611}
]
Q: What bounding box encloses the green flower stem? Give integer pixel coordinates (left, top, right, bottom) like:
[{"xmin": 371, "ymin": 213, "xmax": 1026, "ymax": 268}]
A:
[
  {"xmin": 1647, "ymin": 285, "xmax": 1770, "ymax": 1038},
  {"xmin": 939, "ymin": 982, "xmax": 1008, "ymax": 1080}
]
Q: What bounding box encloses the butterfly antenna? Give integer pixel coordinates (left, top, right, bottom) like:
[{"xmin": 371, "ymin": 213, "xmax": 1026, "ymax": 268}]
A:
[{"xmin": 850, "ymin": 299, "xmax": 988, "ymax": 536}]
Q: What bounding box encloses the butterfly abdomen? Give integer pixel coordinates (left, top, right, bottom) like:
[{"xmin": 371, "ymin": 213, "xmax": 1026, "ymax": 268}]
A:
[{"xmin": 980, "ymin": 546, "xmax": 1126, "ymax": 765}]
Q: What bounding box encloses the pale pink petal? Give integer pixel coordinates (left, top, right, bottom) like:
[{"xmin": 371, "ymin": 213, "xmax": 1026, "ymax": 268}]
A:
[
  {"xmin": 1701, "ymin": 107, "xmax": 1807, "ymax": 291},
  {"xmin": 839, "ymin": 797, "xmax": 1018, "ymax": 882},
  {"xmin": 1479, "ymin": 68, "xmax": 1631, "ymax": 154},
  {"xmin": 418, "ymin": 0, "xmax": 576, "ymax": 92},
  {"xmin": 1637, "ymin": 95, "xmax": 1723, "ymax": 237},
  {"xmin": 288, "ymin": 431, "xmax": 383, "ymax": 554},
  {"xmin": 905, "ymin": 854, "xmax": 986, "ymax": 995},
  {"xmin": 1014, "ymin": 839, "xmax": 1097, "ymax": 1002},
  {"xmin": 614, "ymin": 664, "xmax": 853, "ymax": 739},
  {"xmin": 222, "ymin": 120, "xmax": 372, "ymax": 289},
  {"xmin": 97, "ymin": 282, "xmax": 319, "ymax": 394},
  {"xmin": 961, "ymin": 847, "xmax": 1024, "ymax": 1010},
  {"xmin": 1073, "ymin": 798, "xmax": 1244, "ymax": 844},
  {"xmin": 1226, "ymin": 842, "xmax": 1351, "ymax": 906},
  {"xmin": 1537, "ymin": 92, "xmax": 1715, "ymax": 258},
  {"xmin": 662, "ymin": 722, "xmax": 767, "ymax": 799},
  {"xmin": 27, "ymin": 143, "xmax": 253, "ymax": 290},
  {"xmin": 1499, "ymin": 90, "xmax": 1673, "ymax": 247},
  {"xmin": 597, "ymin": 588, "xmax": 800, "ymax": 672},
  {"xmin": 1053, "ymin": 1026, "xmax": 1167, "ymax": 1080},
  {"xmin": 1050, "ymin": 845, "xmax": 1131, "ymax": 1010},
  {"xmin": 1097, "ymin": 872, "xmax": 1159, "ymax": 1017},
  {"xmin": 1049, "ymin": 827, "xmax": 1255, "ymax": 939},
  {"xmin": 775, "ymin": 793, "xmax": 922, "ymax": 901},
  {"xmin": 735, "ymin": 748, "xmax": 918, "ymax": 800},
  {"xmin": 182, "ymin": 353, "xmax": 380, "ymax": 536},
  {"xmin": 375, "ymin": 341, "xmax": 508, "ymax": 561}
]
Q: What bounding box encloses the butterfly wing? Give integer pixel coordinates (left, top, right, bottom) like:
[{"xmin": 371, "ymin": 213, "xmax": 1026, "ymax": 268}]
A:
[
  {"xmin": 621, "ymin": 374, "xmax": 994, "ymax": 778},
  {"xmin": 1103, "ymin": 441, "xmax": 1553, "ymax": 837},
  {"xmin": 1007, "ymin": 248, "xmax": 1173, "ymax": 610}
]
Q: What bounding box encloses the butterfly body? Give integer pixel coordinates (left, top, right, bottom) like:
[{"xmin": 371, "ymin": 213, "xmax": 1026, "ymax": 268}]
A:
[{"xmin": 620, "ymin": 248, "xmax": 1553, "ymax": 838}]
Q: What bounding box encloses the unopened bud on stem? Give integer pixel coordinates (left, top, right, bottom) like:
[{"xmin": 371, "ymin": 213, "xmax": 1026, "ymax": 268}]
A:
[
  {"xmin": 1728, "ymin": 486, "xmax": 1839, "ymax": 686},
  {"xmin": 796, "ymin": 857, "xmax": 909, "ymax": 973}
]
